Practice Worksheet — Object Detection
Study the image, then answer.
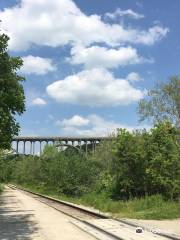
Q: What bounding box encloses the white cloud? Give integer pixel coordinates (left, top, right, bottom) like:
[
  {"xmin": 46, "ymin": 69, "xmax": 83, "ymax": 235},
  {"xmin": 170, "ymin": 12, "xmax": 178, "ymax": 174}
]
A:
[
  {"xmin": 56, "ymin": 114, "xmax": 150, "ymax": 136},
  {"xmin": 20, "ymin": 55, "xmax": 56, "ymax": 75},
  {"xmin": 58, "ymin": 115, "xmax": 90, "ymax": 127},
  {"xmin": 32, "ymin": 97, "xmax": 47, "ymax": 105},
  {"xmin": 69, "ymin": 45, "xmax": 152, "ymax": 69},
  {"xmin": 105, "ymin": 8, "xmax": 144, "ymax": 20},
  {"xmin": 127, "ymin": 72, "xmax": 141, "ymax": 81},
  {"xmin": 46, "ymin": 68, "xmax": 145, "ymax": 107},
  {"xmin": 135, "ymin": 26, "xmax": 168, "ymax": 45},
  {"xmin": 0, "ymin": 0, "xmax": 168, "ymax": 51}
]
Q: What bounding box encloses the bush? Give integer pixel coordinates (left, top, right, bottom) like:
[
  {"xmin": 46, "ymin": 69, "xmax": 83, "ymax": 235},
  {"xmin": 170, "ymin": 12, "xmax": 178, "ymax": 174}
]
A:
[
  {"xmin": 112, "ymin": 122, "xmax": 180, "ymax": 199},
  {"xmin": 112, "ymin": 129, "xmax": 149, "ymax": 199},
  {"xmin": 145, "ymin": 122, "xmax": 180, "ymax": 199},
  {"xmin": 0, "ymin": 155, "xmax": 17, "ymax": 182},
  {"xmin": 89, "ymin": 140, "xmax": 116, "ymax": 194},
  {"xmin": 11, "ymin": 145, "xmax": 100, "ymax": 196}
]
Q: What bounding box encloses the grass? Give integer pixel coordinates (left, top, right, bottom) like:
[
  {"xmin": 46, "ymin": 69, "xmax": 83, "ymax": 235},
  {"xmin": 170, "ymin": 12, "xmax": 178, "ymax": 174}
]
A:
[{"xmin": 13, "ymin": 183, "xmax": 180, "ymax": 220}]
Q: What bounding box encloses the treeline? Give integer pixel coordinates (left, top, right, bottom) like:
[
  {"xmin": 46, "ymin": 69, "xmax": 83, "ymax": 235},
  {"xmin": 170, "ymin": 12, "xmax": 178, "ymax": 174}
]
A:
[{"xmin": 0, "ymin": 122, "xmax": 180, "ymax": 200}]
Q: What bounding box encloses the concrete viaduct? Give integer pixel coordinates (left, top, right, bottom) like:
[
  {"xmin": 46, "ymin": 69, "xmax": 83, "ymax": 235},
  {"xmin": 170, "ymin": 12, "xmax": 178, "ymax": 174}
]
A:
[{"xmin": 12, "ymin": 136, "xmax": 113, "ymax": 155}]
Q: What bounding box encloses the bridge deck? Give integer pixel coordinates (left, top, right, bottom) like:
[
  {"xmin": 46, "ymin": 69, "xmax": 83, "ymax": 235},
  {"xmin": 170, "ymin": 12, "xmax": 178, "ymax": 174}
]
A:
[{"xmin": 12, "ymin": 136, "xmax": 114, "ymax": 141}]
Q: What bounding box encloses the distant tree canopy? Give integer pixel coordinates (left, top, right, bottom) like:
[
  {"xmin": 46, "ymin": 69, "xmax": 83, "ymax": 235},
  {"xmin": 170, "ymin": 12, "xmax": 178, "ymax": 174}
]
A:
[
  {"xmin": 138, "ymin": 76, "xmax": 180, "ymax": 128},
  {"xmin": 0, "ymin": 33, "xmax": 25, "ymax": 149}
]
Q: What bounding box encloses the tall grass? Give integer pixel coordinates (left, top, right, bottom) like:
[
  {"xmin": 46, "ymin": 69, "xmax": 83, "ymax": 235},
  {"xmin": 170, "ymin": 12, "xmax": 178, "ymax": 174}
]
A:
[
  {"xmin": 14, "ymin": 183, "xmax": 180, "ymax": 220},
  {"xmin": 73, "ymin": 194, "xmax": 180, "ymax": 220}
]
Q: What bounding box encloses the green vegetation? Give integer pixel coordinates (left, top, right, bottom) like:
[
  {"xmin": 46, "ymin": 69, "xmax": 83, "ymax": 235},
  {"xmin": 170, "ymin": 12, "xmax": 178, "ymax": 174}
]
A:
[
  {"xmin": 0, "ymin": 122, "xmax": 180, "ymax": 219},
  {"xmin": 15, "ymin": 184, "xmax": 180, "ymax": 220},
  {"xmin": 0, "ymin": 183, "xmax": 4, "ymax": 194},
  {"xmin": 0, "ymin": 33, "xmax": 25, "ymax": 149},
  {"xmin": 77, "ymin": 194, "xmax": 180, "ymax": 220},
  {"xmin": 138, "ymin": 76, "xmax": 180, "ymax": 127}
]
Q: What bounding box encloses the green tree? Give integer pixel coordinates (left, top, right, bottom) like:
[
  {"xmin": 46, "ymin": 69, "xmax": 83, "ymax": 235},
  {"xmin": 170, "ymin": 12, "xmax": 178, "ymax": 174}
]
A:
[
  {"xmin": 138, "ymin": 76, "xmax": 180, "ymax": 127},
  {"xmin": 112, "ymin": 129, "xmax": 149, "ymax": 199},
  {"xmin": 0, "ymin": 33, "xmax": 25, "ymax": 149},
  {"xmin": 112, "ymin": 123, "xmax": 180, "ymax": 200},
  {"xmin": 145, "ymin": 122, "xmax": 180, "ymax": 199}
]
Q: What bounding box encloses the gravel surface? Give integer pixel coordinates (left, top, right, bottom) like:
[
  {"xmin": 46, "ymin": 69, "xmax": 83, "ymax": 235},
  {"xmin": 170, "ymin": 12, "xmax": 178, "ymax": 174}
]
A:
[
  {"xmin": 0, "ymin": 187, "xmax": 96, "ymax": 240},
  {"xmin": 128, "ymin": 219, "xmax": 180, "ymax": 236}
]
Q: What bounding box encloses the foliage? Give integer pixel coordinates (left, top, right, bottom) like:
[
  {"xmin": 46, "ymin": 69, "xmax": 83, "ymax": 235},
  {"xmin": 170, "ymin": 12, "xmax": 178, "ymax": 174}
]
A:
[
  {"xmin": 0, "ymin": 183, "xmax": 3, "ymax": 193},
  {"xmin": 65, "ymin": 193, "xmax": 180, "ymax": 220},
  {"xmin": 11, "ymin": 145, "xmax": 100, "ymax": 196},
  {"xmin": 0, "ymin": 150, "xmax": 17, "ymax": 182},
  {"xmin": 0, "ymin": 33, "xmax": 25, "ymax": 149},
  {"xmin": 145, "ymin": 122, "xmax": 180, "ymax": 199},
  {"xmin": 138, "ymin": 76, "xmax": 180, "ymax": 127},
  {"xmin": 89, "ymin": 140, "xmax": 116, "ymax": 194},
  {"xmin": 112, "ymin": 122, "xmax": 180, "ymax": 199},
  {"xmin": 112, "ymin": 129, "xmax": 149, "ymax": 199}
]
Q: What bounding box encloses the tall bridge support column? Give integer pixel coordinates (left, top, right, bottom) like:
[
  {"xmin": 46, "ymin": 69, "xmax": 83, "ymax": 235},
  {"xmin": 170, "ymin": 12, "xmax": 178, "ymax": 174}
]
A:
[
  {"xmin": 16, "ymin": 141, "xmax": 19, "ymax": 153},
  {"xmin": 30, "ymin": 141, "xmax": 32, "ymax": 155},
  {"xmin": 40, "ymin": 141, "xmax": 42, "ymax": 155},
  {"xmin": 23, "ymin": 141, "xmax": 26, "ymax": 155},
  {"xmin": 33, "ymin": 141, "xmax": 35, "ymax": 155},
  {"xmin": 85, "ymin": 141, "xmax": 88, "ymax": 156},
  {"xmin": 91, "ymin": 140, "xmax": 96, "ymax": 155},
  {"xmin": 78, "ymin": 140, "xmax": 81, "ymax": 151},
  {"xmin": 94, "ymin": 141, "xmax": 97, "ymax": 153}
]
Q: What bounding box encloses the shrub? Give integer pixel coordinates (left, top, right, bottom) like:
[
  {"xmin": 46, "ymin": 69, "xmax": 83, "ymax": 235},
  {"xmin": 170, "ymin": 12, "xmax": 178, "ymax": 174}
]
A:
[
  {"xmin": 145, "ymin": 122, "xmax": 180, "ymax": 199},
  {"xmin": 112, "ymin": 129, "xmax": 149, "ymax": 199},
  {"xmin": 112, "ymin": 122, "xmax": 180, "ymax": 199},
  {"xmin": 11, "ymin": 145, "xmax": 100, "ymax": 196}
]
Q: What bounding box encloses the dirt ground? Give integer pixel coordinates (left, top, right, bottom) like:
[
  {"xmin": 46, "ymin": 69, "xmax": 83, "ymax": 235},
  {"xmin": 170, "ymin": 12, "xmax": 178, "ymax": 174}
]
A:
[{"xmin": 0, "ymin": 187, "xmax": 96, "ymax": 240}]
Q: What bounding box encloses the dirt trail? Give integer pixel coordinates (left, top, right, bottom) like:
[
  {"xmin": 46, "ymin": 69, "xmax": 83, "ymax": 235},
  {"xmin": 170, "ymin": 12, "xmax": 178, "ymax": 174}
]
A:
[{"xmin": 0, "ymin": 187, "xmax": 96, "ymax": 240}]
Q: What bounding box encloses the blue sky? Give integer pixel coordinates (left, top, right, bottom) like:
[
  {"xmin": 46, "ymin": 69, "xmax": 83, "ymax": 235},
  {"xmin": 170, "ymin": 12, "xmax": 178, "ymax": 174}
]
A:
[{"xmin": 0, "ymin": 0, "xmax": 180, "ymax": 137}]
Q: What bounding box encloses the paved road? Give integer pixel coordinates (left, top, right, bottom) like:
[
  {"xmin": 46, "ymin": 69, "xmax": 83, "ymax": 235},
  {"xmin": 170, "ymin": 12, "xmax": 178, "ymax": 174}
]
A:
[{"xmin": 0, "ymin": 187, "xmax": 96, "ymax": 240}]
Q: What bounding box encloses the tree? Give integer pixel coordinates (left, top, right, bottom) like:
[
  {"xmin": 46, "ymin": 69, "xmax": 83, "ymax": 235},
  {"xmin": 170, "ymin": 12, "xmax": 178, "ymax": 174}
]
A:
[
  {"xmin": 0, "ymin": 33, "xmax": 25, "ymax": 149},
  {"xmin": 138, "ymin": 76, "xmax": 180, "ymax": 127},
  {"xmin": 112, "ymin": 123, "xmax": 180, "ymax": 200}
]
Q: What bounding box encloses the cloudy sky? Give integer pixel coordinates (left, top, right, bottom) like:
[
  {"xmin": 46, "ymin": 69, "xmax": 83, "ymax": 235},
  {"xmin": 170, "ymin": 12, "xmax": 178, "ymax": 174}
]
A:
[{"xmin": 0, "ymin": 0, "xmax": 179, "ymax": 136}]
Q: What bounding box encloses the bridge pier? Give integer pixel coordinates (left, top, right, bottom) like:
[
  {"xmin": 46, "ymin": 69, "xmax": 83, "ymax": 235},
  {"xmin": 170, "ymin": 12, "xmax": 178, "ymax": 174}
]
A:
[
  {"xmin": 16, "ymin": 141, "xmax": 19, "ymax": 153},
  {"xmin": 30, "ymin": 141, "xmax": 32, "ymax": 155},
  {"xmin": 23, "ymin": 141, "xmax": 25, "ymax": 155},
  {"xmin": 85, "ymin": 141, "xmax": 88, "ymax": 156}
]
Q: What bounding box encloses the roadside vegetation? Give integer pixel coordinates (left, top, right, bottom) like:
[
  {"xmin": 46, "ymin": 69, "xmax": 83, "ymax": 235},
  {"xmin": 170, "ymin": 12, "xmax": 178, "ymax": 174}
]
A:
[{"xmin": 0, "ymin": 122, "xmax": 180, "ymax": 219}]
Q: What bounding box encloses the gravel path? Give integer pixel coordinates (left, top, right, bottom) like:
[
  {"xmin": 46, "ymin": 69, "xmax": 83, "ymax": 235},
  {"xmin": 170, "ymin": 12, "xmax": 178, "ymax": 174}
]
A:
[
  {"xmin": 0, "ymin": 187, "xmax": 96, "ymax": 240},
  {"xmin": 127, "ymin": 219, "xmax": 180, "ymax": 236}
]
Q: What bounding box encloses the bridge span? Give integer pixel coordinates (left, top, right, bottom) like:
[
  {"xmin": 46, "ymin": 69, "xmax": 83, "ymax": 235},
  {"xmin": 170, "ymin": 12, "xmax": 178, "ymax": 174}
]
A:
[{"xmin": 12, "ymin": 136, "xmax": 113, "ymax": 155}]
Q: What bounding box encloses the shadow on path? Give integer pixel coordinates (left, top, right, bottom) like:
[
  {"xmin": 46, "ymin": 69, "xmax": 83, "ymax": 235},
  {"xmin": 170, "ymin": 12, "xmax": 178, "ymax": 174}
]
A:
[{"xmin": 0, "ymin": 189, "xmax": 40, "ymax": 240}]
